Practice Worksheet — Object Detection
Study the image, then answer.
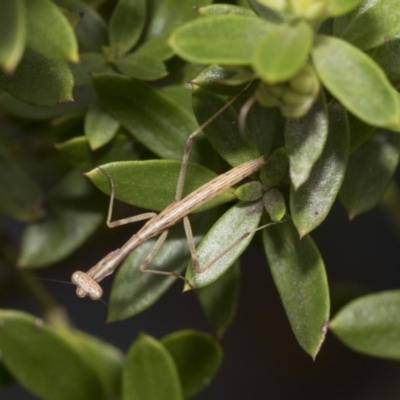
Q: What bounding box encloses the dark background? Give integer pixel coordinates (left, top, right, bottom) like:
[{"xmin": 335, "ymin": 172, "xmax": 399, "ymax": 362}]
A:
[{"xmin": 2, "ymin": 201, "xmax": 400, "ymax": 400}]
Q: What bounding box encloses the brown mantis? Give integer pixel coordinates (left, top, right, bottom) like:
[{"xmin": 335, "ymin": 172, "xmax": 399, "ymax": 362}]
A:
[{"xmin": 71, "ymin": 86, "xmax": 274, "ymax": 301}]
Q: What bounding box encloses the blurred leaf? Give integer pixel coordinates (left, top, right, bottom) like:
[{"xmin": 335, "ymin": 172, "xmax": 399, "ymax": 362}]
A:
[
  {"xmin": 285, "ymin": 90, "xmax": 328, "ymax": 189},
  {"xmin": 247, "ymin": 0, "xmax": 288, "ymax": 22},
  {"xmin": 330, "ymin": 290, "xmax": 400, "ymax": 360},
  {"xmin": 134, "ymin": 34, "xmax": 173, "ymax": 61},
  {"xmin": 85, "ymin": 98, "xmax": 120, "ymax": 150},
  {"xmin": 192, "ymin": 86, "xmax": 260, "ymax": 167},
  {"xmin": 169, "ymin": 15, "xmax": 276, "ymax": 65},
  {"xmin": 0, "ymin": 0, "xmax": 26, "ymax": 73},
  {"xmin": 186, "ymin": 201, "xmax": 263, "ymax": 288},
  {"xmin": 123, "ymin": 333, "xmax": 183, "ymax": 400},
  {"xmin": 263, "ymin": 217, "xmax": 330, "ymax": 358},
  {"xmin": 371, "ymin": 36, "xmax": 400, "ymax": 81},
  {"xmin": 339, "ymin": 129, "xmax": 400, "ymax": 219},
  {"xmin": 162, "ymin": 330, "xmax": 223, "ymax": 398},
  {"xmin": 108, "ymin": 212, "xmax": 214, "ymax": 322},
  {"xmin": 147, "ymin": 0, "xmax": 212, "ymax": 38},
  {"xmin": 0, "ymin": 48, "xmax": 73, "ymax": 106},
  {"xmin": 116, "ymin": 52, "xmax": 167, "ymax": 81},
  {"xmin": 198, "ymin": 261, "xmax": 240, "ymax": 338},
  {"xmin": 348, "ymin": 112, "xmax": 376, "ymax": 153},
  {"xmin": 291, "ymin": 100, "xmax": 350, "ymax": 236},
  {"xmin": 339, "ymin": 0, "xmax": 400, "ymax": 51},
  {"xmin": 312, "ymin": 35, "xmax": 400, "ymax": 131},
  {"xmin": 160, "ymin": 85, "xmax": 192, "ymax": 114},
  {"xmin": 86, "ymin": 160, "xmax": 235, "ymax": 212},
  {"xmin": 0, "ymin": 85, "xmax": 95, "ymax": 120},
  {"xmin": 198, "ymin": 4, "xmax": 255, "ymax": 16},
  {"xmin": 253, "ymin": 20, "xmax": 313, "ymax": 83},
  {"xmin": 327, "ymin": 0, "xmax": 363, "ymax": 17},
  {"xmin": 0, "ymin": 145, "xmax": 44, "ymax": 222},
  {"xmin": 25, "ymin": 0, "xmax": 78, "ymax": 62},
  {"xmin": 18, "ymin": 169, "xmax": 105, "ymax": 268},
  {"xmin": 0, "ymin": 310, "xmax": 107, "ymax": 400},
  {"xmin": 69, "ymin": 53, "xmax": 110, "ymax": 86},
  {"xmin": 0, "ymin": 358, "xmax": 14, "ymax": 387},
  {"xmin": 56, "ymin": 0, "xmax": 108, "ymax": 52},
  {"xmin": 109, "ymin": 0, "xmax": 146, "ymax": 57},
  {"xmin": 93, "ymin": 74, "xmax": 203, "ymax": 161},
  {"xmin": 259, "ymin": 147, "xmax": 288, "ymax": 187}
]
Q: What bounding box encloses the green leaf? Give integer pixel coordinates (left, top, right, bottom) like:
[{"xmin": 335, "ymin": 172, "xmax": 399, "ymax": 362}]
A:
[
  {"xmin": 198, "ymin": 261, "xmax": 240, "ymax": 338},
  {"xmin": 290, "ymin": 100, "xmax": 350, "ymax": 236},
  {"xmin": 160, "ymin": 85, "xmax": 193, "ymax": 114},
  {"xmin": 147, "ymin": 0, "xmax": 212, "ymax": 38},
  {"xmin": 0, "ymin": 85, "xmax": 94, "ymax": 120},
  {"xmin": 18, "ymin": 169, "xmax": 105, "ymax": 268},
  {"xmin": 0, "ymin": 358, "xmax": 14, "ymax": 387},
  {"xmin": 56, "ymin": 0, "xmax": 108, "ymax": 52},
  {"xmin": 339, "ymin": 0, "xmax": 400, "ymax": 50},
  {"xmin": 93, "ymin": 74, "xmax": 203, "ymax": 161},
  {"xmin": 192, "ymin": 86, "xmax": 260, "ymax": 167},
  {"xmin": 133, "ymin": 34, "xmax": 173, "ymax": 61},
  {"xmin": 263, "ymin": 217, "xmax": 330, "ymax": 358},
  {"xmin": 85, "ymin": 98, "xmax": 120, "ymax": 150},
  {"xmin": 327, "ymin": 0, "xmax": 363, "ymax": 17},
  {"xmin": 253, "ymin": 20, "xmax": 313, "ymax": 83},
  {"xmin": 86, "ymin": 160, "xmax": 235, "ymax": 212},
  {"xmin": 285, "ymin": 90, "xmax": 328, "ymax": 189},
  {"xmin": 162, "ymin": 330, "xmax": 223, "ymax": 398},
  {"xmin": 339, "ymin": 129, "xmax": 400, "ymax": 219},
  {"xmin": 259, "ymin": 147, "xmax": 288, "ymax": 187},
  {"xmin": 371, "ymin": 37, "xmax": 400, "ymax": 81},
  {"xmin": 169, "ymin": 15, "xmax": 276, "ymax": 65},
  {"xmin": 109, "ymin": 0, "xmax": 146, "ymax": 57},
  {"xmin": 0, "ymin": 145, "xmax": 44, "ymax": 222},
  {"xmin": 116, "ymin": 52, "xmax": 167, "ymax": 81},
  {"xmin": 0, "ymin": 0, "xmax": 26, "ymax": 72},
  {"xmin": 197, "ymin": 4, "xmax": 255, "ymax": 16},
  {"xmin": 69, "ymin": 52, "xmax": 110, "ymax": 86},
  {"xmin": 0, "ymin": 310, "xmax": 107, "ymax": 400},
  {"xmin": 330, "ymin": 290, "xmax": 400, "ymax": 360},
  {"xmin": 123, "ymin": 333, "xmax": 183, "ymax": 400},
  {"xmin": 186, "ymin": 201, "xmax": 263, "ymax": 288},
  {"xmin": 25, "ymin": 0, "xmax": 78, "ymax": 62},
  {"xmin": 247, "ymin": 0, "xmax": 288, "ymax": 22},
  {"xmin": 312, "ymin": 35, "xmax": 400, "ymax": 131},
  {"xmin": 348, "ymin": 112, "xmax": 376, "ymax": 154},
  {"xmin": 0, "ymin": 48, "xmax": 74, "ymax": 106}
]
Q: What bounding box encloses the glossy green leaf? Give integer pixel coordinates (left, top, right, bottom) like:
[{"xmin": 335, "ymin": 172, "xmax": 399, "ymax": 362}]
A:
[
  {"xmin": 327, "ymin": 0, "xmax": 363, "ymax": 17},
  {"xmin": 147, "ymin": 0, "xmax": 212, "ymax": 38},
  {"xmin": 330, "ymin": 290, "xmax": 400, "ymax": 360},
  {"xmin": 18, "ymin": 169, "xmax": 105, "ymax": 268},
  {"xmin": 87, "ymin": 160, "xmax": 235, "ymax": 213},
  {"xmin": 371, "ymin": 37, "xmax": 400, "ymax": 81},
  {"xmin": 162, "ymin": 330, "xmax": 223, "ymax": 398},
  {"xmin": 109, "ymin": 0, "xmax": 146, "ymax": 57},
  {"xmin": 253, "ymin": 20, "xmax": 313, "ymax": 83},
  {"xmin": 25, "ymin": 0, "xmax": 78, "ymax": 62},
  {"xmin": 192, "ymin": 86, "xmax": 260, "ymax": 167},
  {"xmin": 123, "ymin": 333, "xmax": 183, "ymax": 400},
  {"xmin": 198, "ymin": 4, "xmax": 255, "ymax": 16},
  {"xmin": 263, "ymin": 217, "xmax": 330, "ymax": 358},
  {"xmin": 85, "ymin": 98, "xmax": 120, "ymax": 150},
  {"xmin": 108, "ymin": 212, "xmax": 214, "ymax": 322},
  {"xmin": 339, "ymin": 0, "xmax": 400, "ymax": 50},
  {"xmin": 0, "ymin": 48, "xmax": 74, "ymax": 106},
  {"xmin": 169, "ymin": 15, "xmax": 276, "ymax": 65},
  {"xmin": 312, "ymin": 35, "xmax": 400, "ymax": 131},
  {"xmin": 0, "ymin": 85, "xmax": 94, "ymax": 120},
  {"xmin": 0, "ymin": 146, "xmax": 44, "ymax": 222},
  {"xmin": 0, "ymin": 310, "xmax": 107, "ymax": 400},
  {"xmin": 69, "ymin": 53, "xmax": 110, "ymax": 86},
  {"xmin": 116, "ymin": 52, "xmax": 167, "ymax": 81},
  {"xmin": 93, "ymin": 74, "xmax": 203, "ymax": 161},
  {"xmin": 56, "ymin": 134, "xmax": 142, "ymax": 167},
  {"xmin": 56, "ymin": 0, "xmax": 108, "ymax": 52},
  {"xmin": 186, "ymin": 201, "xmax": 263, "ymax": 288},
  {"xmin": 348, "ymin": 112, "xmax": 376, "ymax": 154},
  {"xmin": 285, "ymin": 90, "xmax": 328, "ymax": 189},
  {"xmin": 291, "ymin": 101, "xmax": 350, "ymax": 236},
  {"xmin": 339, "ymin": 129, "xmax": 400, "ymax": 219},
  {"xmin": 0, "ymin": 0, "xmax": 26, "ymax": 72},
  {"xmin": 198, "ymin": 261, "xmax": 240, "ymax": 338}
]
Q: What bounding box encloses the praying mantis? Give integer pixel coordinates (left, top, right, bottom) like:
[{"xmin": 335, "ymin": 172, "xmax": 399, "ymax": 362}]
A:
[{"xmin": 71, "ymin": 86, "xmax": 276, "ymax": 301}]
